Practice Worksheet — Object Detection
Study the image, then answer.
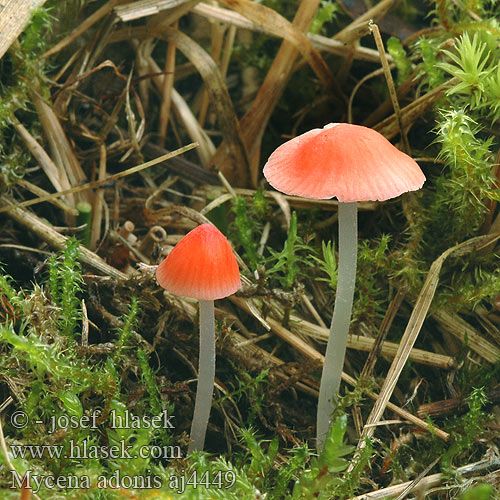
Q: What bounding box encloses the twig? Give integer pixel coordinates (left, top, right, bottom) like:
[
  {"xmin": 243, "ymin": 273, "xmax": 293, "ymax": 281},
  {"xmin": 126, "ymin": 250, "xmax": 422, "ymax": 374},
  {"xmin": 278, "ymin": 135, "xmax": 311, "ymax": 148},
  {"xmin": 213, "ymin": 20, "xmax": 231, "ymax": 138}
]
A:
[{"xmin": 417, "ymin": 385, "xmax": 500, "ymax": 418}]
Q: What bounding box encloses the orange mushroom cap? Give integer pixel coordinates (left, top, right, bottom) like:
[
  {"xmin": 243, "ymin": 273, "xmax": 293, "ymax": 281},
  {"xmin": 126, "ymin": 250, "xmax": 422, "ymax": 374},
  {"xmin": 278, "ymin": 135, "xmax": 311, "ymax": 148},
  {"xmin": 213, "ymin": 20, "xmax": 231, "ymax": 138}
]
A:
[
  {"xmin": 263, "ymin": 123, "xmax": 425, "ymax": 202},
  {"xmin": 156, "ymin": 223, "xmax": 241, "ymax": 301}
]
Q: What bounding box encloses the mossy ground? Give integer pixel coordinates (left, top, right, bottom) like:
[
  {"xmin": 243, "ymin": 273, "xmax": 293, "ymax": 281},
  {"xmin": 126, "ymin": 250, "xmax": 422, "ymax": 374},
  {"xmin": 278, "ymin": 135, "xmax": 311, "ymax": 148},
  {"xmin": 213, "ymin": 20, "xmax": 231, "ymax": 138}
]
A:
[{"xmin": 0, "ymin": 1, "xmax": 499, "ymax": 499}]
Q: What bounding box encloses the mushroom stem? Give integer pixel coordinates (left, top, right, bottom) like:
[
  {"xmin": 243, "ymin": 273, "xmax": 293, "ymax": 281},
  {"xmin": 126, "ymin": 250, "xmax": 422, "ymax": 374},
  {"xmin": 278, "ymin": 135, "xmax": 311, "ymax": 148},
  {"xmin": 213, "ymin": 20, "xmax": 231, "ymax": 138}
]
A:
[
  {"xmin": 317, "ymin": 201, "xmax": 358, "ymax": 449},
  {"xmin": 188, "ymin": 299, "xmax": 215, "ymax": 454}
]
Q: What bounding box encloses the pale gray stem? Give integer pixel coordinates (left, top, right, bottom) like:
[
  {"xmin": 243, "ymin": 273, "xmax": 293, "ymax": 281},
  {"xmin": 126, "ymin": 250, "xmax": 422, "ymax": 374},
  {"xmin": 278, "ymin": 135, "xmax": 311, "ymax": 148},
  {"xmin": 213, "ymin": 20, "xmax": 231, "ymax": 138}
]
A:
[
  {"xmin": 188, "ymin": 299, "xmax": 215, "ymax": 453},
  {"xmin": 317, "ymin": 202, "xmax": 358, "ymax": 449}
]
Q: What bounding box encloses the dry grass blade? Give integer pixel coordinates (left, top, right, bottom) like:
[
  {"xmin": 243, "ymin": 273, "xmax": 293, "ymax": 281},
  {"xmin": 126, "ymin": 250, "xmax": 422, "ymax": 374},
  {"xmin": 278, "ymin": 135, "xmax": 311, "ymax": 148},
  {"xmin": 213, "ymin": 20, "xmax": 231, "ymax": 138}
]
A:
[
  {"xmin": 89, "ymin": 144, "xmax": 108, "ymax": 251},
  {"xmin": 230, "ymin": 296, "xmax": 271, "ymax": 331},
  {"xmin": 195, "ymin": 185, "xmax": 378, "ymax": 212},
  {"xmin": 123, "ymin": 69, "xmax": 145, "ymax": 162},
  {"xmin": 158, "ymin": 27, "xmax": 250, "ymax": 184},
  {"xmin": 356, "ymin": 232, "xmax": 500, "ymax": 453},
  {"xmin": 43, "ymin": 0, "xmax": 125, "ymax": 58},
  {"xmin": 309, "ymin": 32, "xmax": 384, "ymax": 62},
  {"xmin": 31, "ymin": 90, "xmax": 88, "ymax": 205},
  {"xmin": 17, "ymin": 179, "xmax": 79, "ymax": 217},
  {"xmin": 211, "ymin": 0, "xmax": 334, "ymax": 186},
  {"xmin": 350, "ymin": 459, "xmax": 500, "ymax": 500},
  {"xmin": 192, "ymin": 3, "xmax": 382, "ymax": 62},
  {"xmin": 170, "ymin": 89, "xmax": 216, "ymax": 167},
  {"xmin": 115, "ymin": 25, "xmax": 249, "ymax": 185},
  {"xmin": 227, "ymin": 328, "xmax": 448, "ymax": 438},
  {"xmin": 13, "ymin": 120, "xmax": 67, "ymax": 195},
  {"xmin": 134, "ymin": 39, "xmax": 154, "ymax": 117},
  {"xmin": 231, "ymin": 297, "xmax": 449, "ymax": 440},
  {"xmin": 144, "ymin": 142, "xmax": 219, "ymax": 185},
  {"xmin": 197, "ymin": 20, "xmax": 225, "ymax": 128},
  {"xmin": 360, "ymin": 287, "xmax": 406, "ymax": 378},
  {"xmin": 0, "ymin": 143, "xmax": 198, "ymax": 214},
  {"xmin": 394, "ymin": 455, "xmax": 442, "ymax": 500},
  {"xmin": 250, "ymin": 304, "xmax": 450, "ymax": 441},
  {"xmin": 295, "ymin": 314, "xmax": 455, "ymax": 369},
  {"xmin": 218, "ymin": 0, "xmax": 334, "ymax": 90},
  {"xmin": 117, "ymin": 0, "xmax": 382, "ymax": 64},
  {"xmin": 1, "ymin": 198, "xmax": 127, "ymax": 281},
  {"xmin": 148, "ymin": 0, "xmax": 200, "ymax": 29},
  {"xmin": 369, "ymin": 21, "xmax": 409, "ymax": 153},
  {"xmin": 158, "ymin": 21, "xmax": 177, "ymax": 147},
  {"xmin": 115, "ymin": 0, "xmax": 190, "ymax": 21},
  {"xmin": 15, "ymin": 106, "xmax": 72, "ymax": 203},
  {"xmin": 277, "ymin": 304, "xmax": 455, "ymax": 369},
  {"xmin": 200, "ymin": 193, "xmax": 235, "ymax": 216},
  {"xmin": 129, "ymin": 38, "xmax": 216, "ymax": 166},
  {"xmin": 0, "ymin": 0, "xmax": 46, "ymax": 59},
  {"xmin": 374, "ymin": 78, "xmax": 459, "ymax": 140},
  {"xmin": 267, "ymin": 316, "xmax": 325, "ymax": 364},
  {"xmin": 194, "ymin": 2, "xmax": 271, "ymax": 32},
  {"xmin": 269, "ymin": 191, "xmax": 292, "ymax": 230}
]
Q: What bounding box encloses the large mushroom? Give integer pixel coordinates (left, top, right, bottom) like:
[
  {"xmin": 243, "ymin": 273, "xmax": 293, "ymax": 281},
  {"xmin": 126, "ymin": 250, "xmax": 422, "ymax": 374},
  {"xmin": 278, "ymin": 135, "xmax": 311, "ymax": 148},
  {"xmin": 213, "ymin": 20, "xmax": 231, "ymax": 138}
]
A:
[
  {"xmin": 263, "ymin": 123, "xmax": 425, "ymax": 449},
  {"xmin": 156, "ymin": 223, "xmax": 241, "ymax": 453}
]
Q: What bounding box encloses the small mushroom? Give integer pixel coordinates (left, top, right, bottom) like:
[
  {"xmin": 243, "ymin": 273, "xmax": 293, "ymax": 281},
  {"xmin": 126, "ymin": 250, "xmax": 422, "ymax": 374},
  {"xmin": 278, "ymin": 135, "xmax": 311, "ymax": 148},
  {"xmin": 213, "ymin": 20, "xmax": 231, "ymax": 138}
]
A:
[
  {"xmin": 263, "ymin": 123, "xmax": 425, "ymax": 449},
  {"xmin": 156, "ymin": 223, "xmax": 241, "ymax": 453}
]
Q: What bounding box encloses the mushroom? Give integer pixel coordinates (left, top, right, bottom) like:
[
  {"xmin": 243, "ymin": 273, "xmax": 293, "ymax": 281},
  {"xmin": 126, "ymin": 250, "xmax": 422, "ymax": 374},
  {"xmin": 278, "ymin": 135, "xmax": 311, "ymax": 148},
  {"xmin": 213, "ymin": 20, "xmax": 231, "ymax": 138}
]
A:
[
  {"xmin": 263, "ymin": 123, "xmax": 425, "ymax": 449},
  {"xmin": 156, "ymin": 223, "xmax": 241, "ymax": 453}
]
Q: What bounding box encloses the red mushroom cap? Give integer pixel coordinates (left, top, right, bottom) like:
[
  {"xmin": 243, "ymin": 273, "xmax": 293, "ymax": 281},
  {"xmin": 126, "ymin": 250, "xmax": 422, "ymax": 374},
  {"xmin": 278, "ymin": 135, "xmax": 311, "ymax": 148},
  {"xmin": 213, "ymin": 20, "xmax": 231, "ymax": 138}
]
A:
[
  {"xmin": 263, "ymin": 123, "xmax": 425, "ymax": 202},
  {"xmin": 156, "ymin": 223, "xmax": 241, "ymax": 301}
]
